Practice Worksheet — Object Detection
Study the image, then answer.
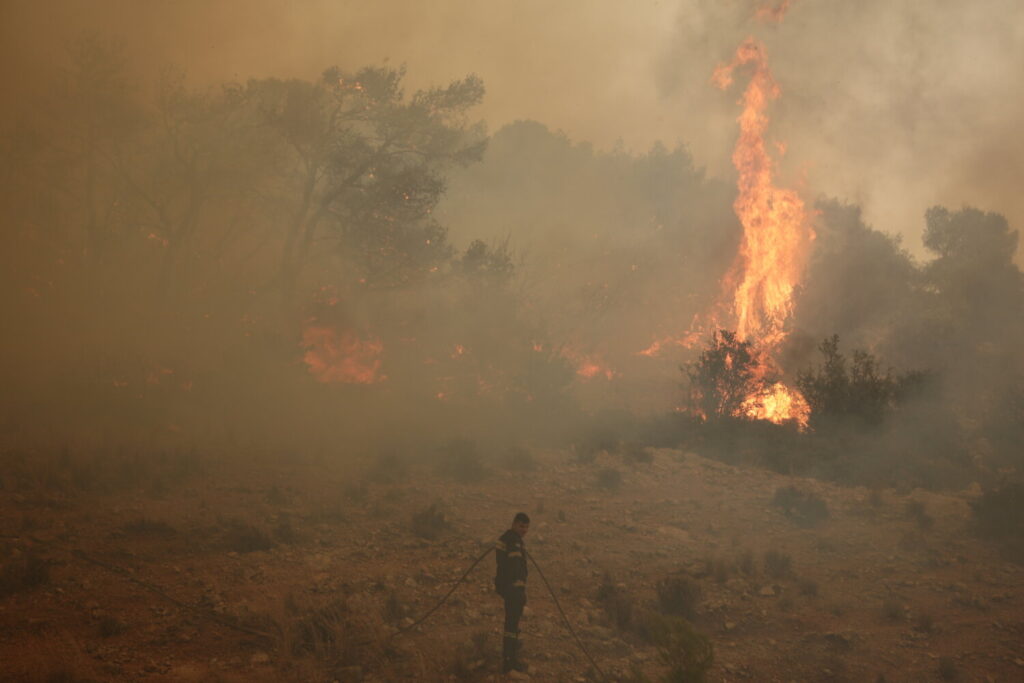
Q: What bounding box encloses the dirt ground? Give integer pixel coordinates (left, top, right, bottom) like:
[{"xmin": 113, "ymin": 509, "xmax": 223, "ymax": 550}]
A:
[{"xmin": 1, "ymin": 446, "xmax": 1021, "ymax": 682}]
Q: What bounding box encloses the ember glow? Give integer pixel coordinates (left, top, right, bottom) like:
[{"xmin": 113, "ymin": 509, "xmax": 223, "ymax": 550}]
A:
[
  {"xmin": 712, "ymin": 31, "xmax": 813, "ymax": 428},
  {"xmin": 561, "ymin": 347, "xmax": 616, "ymax": 381},
  {"xmin": 301, "ymin": 326, "xmax": 384, "ymax": 384}
]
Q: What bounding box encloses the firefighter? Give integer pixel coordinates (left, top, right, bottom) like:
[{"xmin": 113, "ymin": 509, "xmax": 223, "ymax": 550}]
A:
[{"xmin": 495, "ymin": 512, "xmax": 530, "ymax": 674}]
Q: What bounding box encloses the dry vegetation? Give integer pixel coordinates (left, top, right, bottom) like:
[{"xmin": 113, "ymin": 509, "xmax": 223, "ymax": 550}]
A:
[{"xmin": 1, "ymin": 442, "xmax": 1022, "ymax": 681}]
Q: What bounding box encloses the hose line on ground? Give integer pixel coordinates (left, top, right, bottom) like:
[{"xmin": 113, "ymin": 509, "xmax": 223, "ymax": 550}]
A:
[{"xmin": 527, "ymin": 549, "xmax": 609, "ymax": 682}]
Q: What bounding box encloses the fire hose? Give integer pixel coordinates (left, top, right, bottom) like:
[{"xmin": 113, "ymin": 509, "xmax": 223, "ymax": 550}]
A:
[{"xmin": 395, "ymin": 544, "xmax": 609, "ymax": 681}]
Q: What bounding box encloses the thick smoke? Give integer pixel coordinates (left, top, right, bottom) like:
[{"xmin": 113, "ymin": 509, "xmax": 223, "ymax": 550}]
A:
[
  {"xmin": 4, "ymin": 1, "xmax": 1022, "ymax": 260},
  {"xmin": 1, "ymin": 0, "xmax": 1021, "ymax": 485}
]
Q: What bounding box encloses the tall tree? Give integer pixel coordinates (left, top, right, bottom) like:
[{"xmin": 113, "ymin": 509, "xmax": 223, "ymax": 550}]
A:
[{"xmin": 246, "ymin": 65, "xmax": 486, "ymax": 297}]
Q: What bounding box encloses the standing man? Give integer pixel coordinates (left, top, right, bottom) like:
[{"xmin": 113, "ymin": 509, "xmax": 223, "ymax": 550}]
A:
[{"xmin": 495, "ymin": 512, "xmax": 530, "ymax": 674}]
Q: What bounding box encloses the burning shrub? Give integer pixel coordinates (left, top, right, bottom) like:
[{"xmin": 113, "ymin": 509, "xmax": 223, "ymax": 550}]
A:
[
  {"xmin": 771, "ymin": 486, "xmax": 829, "ymax": 527},
  {"xmin": 685, "ymin": 330, "xmax": 767, "ymax": 422}
]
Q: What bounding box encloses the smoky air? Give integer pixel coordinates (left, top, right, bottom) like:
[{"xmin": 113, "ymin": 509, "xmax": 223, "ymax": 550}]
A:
[{"xmin": 1, "ymin": 2, "xmax": 1022, "ymax": 681}]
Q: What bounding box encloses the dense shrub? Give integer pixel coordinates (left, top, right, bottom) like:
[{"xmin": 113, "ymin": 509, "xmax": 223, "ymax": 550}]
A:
[{"xmin": 797, "ymin": 335, "xmax": 925, "ymax": 429}]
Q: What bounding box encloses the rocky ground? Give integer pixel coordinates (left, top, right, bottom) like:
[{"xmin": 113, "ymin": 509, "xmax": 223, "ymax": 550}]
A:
[{"xmin": 0, "ymin": 445, "xmax": 1022, "ymax": 681}]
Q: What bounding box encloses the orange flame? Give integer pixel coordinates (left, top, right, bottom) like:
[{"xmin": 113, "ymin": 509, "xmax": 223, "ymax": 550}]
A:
[
  {"xmin": 712, "ymin": 32, "xmax": 813, "ymax": 428},
  {"xmin": 301, "ymin": 326, "xmax": 384, "ymax": 384},
  {"xmin": 561, "ymin": 347, "xmax": 616, "ymax": 380},
  {"xmin": 715, "ymin": 38, "xmax": 813, "ymax": 347}
]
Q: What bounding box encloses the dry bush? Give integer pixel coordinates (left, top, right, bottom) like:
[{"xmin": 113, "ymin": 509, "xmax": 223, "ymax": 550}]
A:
[
  {"xmin": 763, "ymin": 550, "xmax": 793, "ymax": 579},
  {"xmin": 736, "ymin": 550, "xmax": 756, "ymax": 577},
  {"xmin": 446, "ymin": 629, "xmax": 495, "ymax": 680},
  {"xmin": 0, "ymin": 553, "xmax": 50, "ymax": 598},
  {"xmin": 574, "ymin": 429, "xmax": 620, "ymax": 464},
  {"xmin": 655, "ymin": 575, "xmax": 701, "ymax": 620},
  {"xmin": 937, "ymin": 656, "xmax": 959, "ymax": 681},
  {"xmin": 501, "ymin": 445, "xmax": 536, "ymax": 472},
  {"xmin": 120, "ymin": 518, "xmax": 176, "ymax": 538},
  {"xmin": 97, "ymin": 614, "xmax": 129, "ymax": 638},
  {"xmin": 274, "ymin": 592, "xmax": 390, "ymax": 680},
  {"xmin": 970, "ymin": 483, "xmax": 1024, "ymax": 562},
  {"xmin": 904, "ymin": 500, "xmax": 933, "ymax": 530},
  {"xmin": 771, "ymin": 486, "xmax": 830, "ymax": 527},
  {"xmin": 622, "ymin": 441, "xmax": 654, "ymax": 465},
  {"xmin": 596, "ymin": 574, "xmax": 635, "ymax": 631},
  {"xmin": 411, "ymin": 502, "xmax": 451, "ymax": 540},
  {"xmin": 881, "ymin": 597, "xmax": 904, "ymax": 622},
  {"xmin": 367, "ymin": 449, "xmax": 409, "ymax": 484},
  {"xmin": 595, "ymin": 468, "xmax": 623, "ymax": 492},
  {"xmin": 644, "ymin": 614, "xmax": 714, "ymax": 683},
  {"xmin": 702, "ymin": 557, "xmax": 732, "ymax": 583},
  {"xmin": 222, "ymin": 520, "xmax": 274, "ymax": 553}
]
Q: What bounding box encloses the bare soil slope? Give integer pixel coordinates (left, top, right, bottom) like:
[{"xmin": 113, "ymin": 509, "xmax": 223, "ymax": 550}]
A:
[{"xmin": 1, "ymin": 447, "xmax": 1021, "ymax": 681}]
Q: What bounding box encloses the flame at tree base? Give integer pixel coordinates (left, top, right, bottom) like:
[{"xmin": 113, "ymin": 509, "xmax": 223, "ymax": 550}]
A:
[{"xmin": 742, "ymin": 380, "xmax": 809, "ymax": 428}]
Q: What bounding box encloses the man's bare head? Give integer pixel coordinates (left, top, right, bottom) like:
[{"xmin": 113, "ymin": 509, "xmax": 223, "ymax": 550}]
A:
[{"xmin": 512, "ymin": 512, "xmax": 530, "ymax": 537}]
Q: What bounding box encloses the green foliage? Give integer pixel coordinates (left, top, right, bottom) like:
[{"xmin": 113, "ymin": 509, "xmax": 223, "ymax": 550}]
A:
[{"xmin": 797, "ymin": 335, "xmax": 924, "ymax": 428}]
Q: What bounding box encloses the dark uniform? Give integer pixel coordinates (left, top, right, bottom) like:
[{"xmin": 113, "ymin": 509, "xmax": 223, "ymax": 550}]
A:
[{"xmin": 495, "ymin": 528, "xmax": 528, "ymax": 672}]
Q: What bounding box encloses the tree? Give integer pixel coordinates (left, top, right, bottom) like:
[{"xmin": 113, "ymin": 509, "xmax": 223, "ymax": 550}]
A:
[
  {"xmin": 796, "ymin": 335, "xmax": 924, "ymax": 429},
  {"xmin": 246, "ymin": 65, "xmax": 486, "ymax": 296},
  {"xmin": 685, "ymin": 330, "xmax": 772, "ymax": 421}
]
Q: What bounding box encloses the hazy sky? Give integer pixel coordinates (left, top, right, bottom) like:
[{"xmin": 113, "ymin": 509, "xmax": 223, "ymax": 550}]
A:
[{"xmin": 3, "ymin": 0, "xmax": 1022, "ymax": 260}]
